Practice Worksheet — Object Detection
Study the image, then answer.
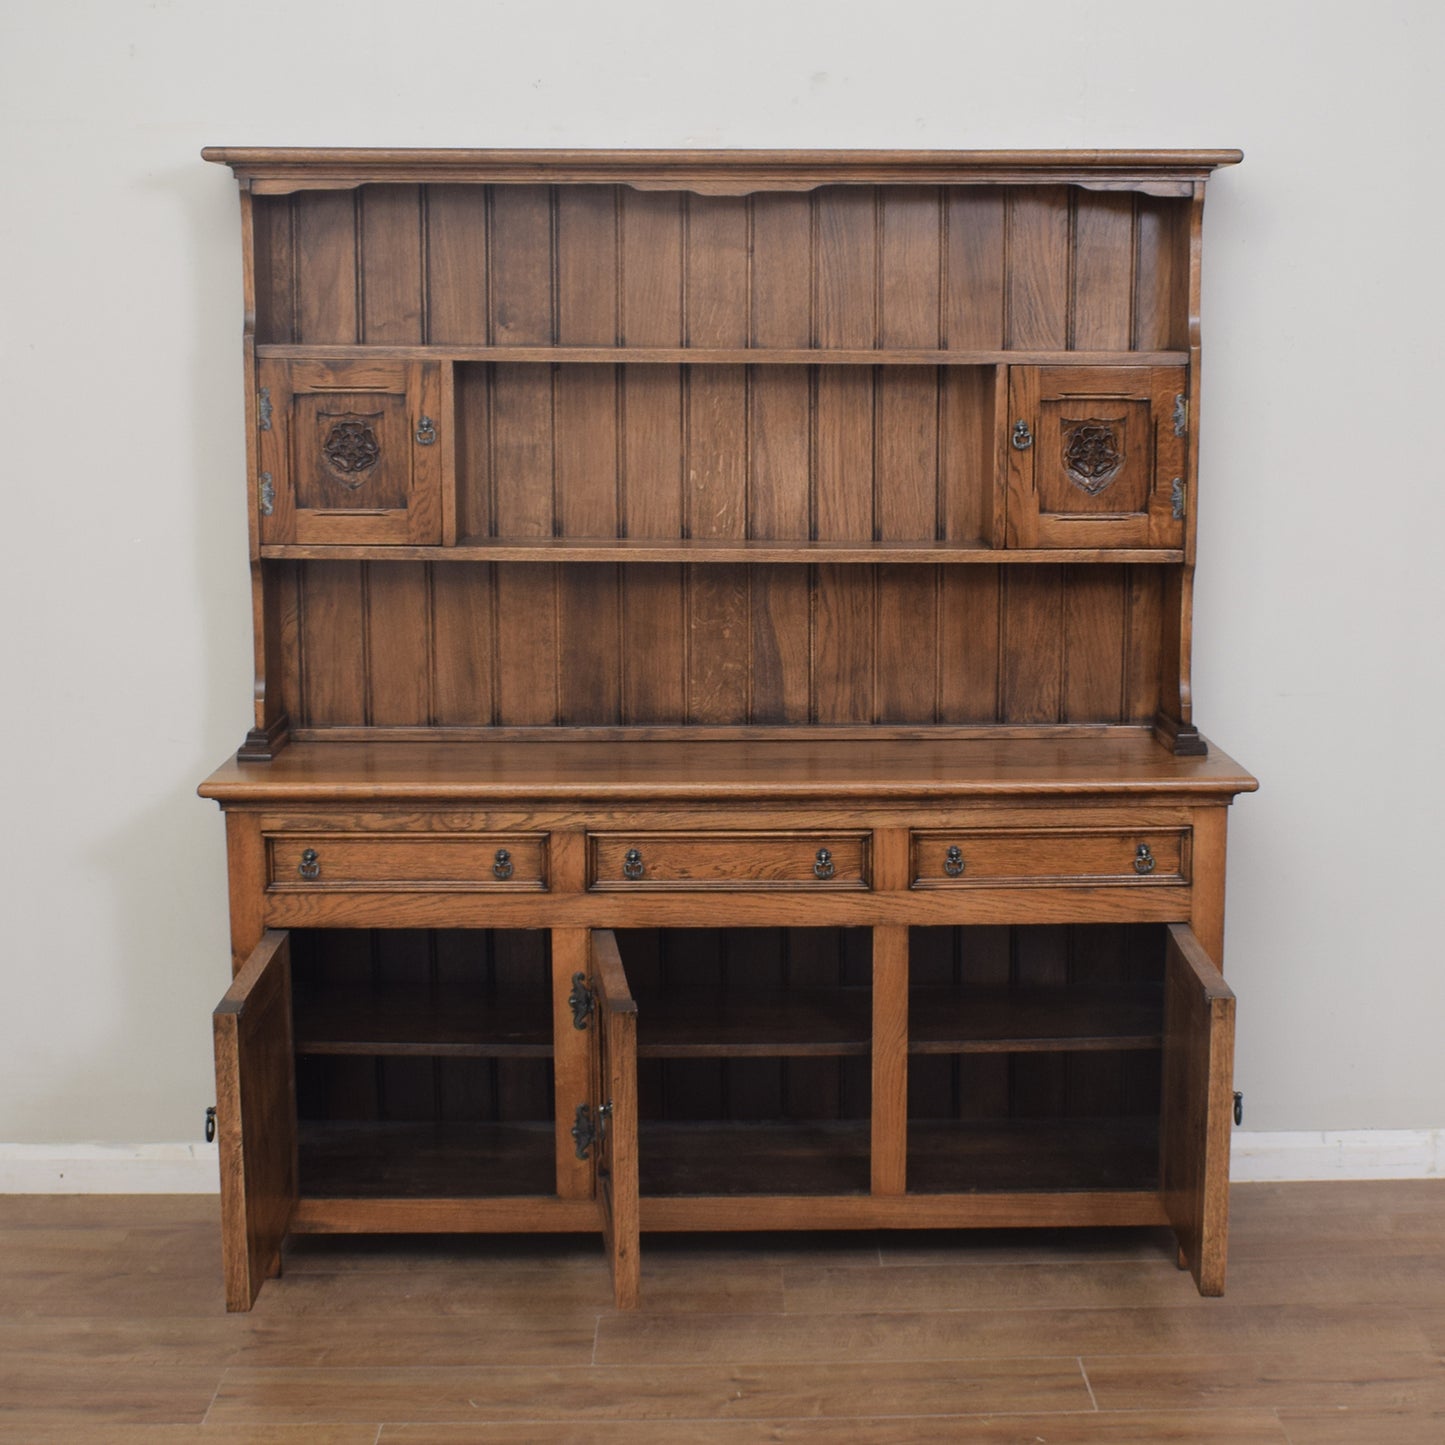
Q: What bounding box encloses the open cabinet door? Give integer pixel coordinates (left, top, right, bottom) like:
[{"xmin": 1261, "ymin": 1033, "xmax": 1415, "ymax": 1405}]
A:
[
  {"xmin": 213, "ymin": 930, "xmax": 297, "ymax": 1311},
  {"xmin": 589, "ymin": 930, "xmax": 640, "ymax": 1309},
  {"xmin": 1160, "ymin": 923, "xmax": 1236, "ymax": 1296}
]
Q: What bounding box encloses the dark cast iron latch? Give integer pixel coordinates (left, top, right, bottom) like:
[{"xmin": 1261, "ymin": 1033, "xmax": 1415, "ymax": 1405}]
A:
[
  {"xmin": 1234, "ymin": 1091, "xmax": 1244, "ymax": 1126},
  {"xmin": 204, "ymin": 1106, "xmax": 216, "ymax": 1143},
  {"xmin": 573, "ymin": 1100, "xmax": 612, "ymax": 1160},
  {"xmin": 569, "ymin": 972, "xmax": 596, "ymax": 1030}
]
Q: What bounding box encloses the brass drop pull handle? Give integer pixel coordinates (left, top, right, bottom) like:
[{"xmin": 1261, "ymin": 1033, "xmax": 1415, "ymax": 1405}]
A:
[
  {"xmin": 622, "ymin": 848, "xmax": 645, "ymax": 880},
  {"xmin": 944, "ymin": 845, "xmax": 966, "ymax": 877},
  {"xmin": 298, "ymin": 848, "xmax": 320, "ymax": 880},
  {"xmin": 1011, "ymin": 419, "xmax": 1034, "ymax": 450},
  {"xmin": 1133, "ymin": 843, "xmax": 1156, "ymax": 875},
  {"xmin": 814, "ymin": 848, "xmax": 835, "ymax": 880},
  {"xmin": 415, "ymin": 414, "xmax": 437, "ymax": 446},
  {"xmin": 493, "ymin": 848, "xmax": 513, "ymax": 880}
]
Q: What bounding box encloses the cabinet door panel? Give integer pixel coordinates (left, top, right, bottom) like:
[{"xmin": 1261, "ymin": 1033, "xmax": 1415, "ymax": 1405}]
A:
[
  {"xmin": 1160, "ymin": 922, "xmax": 1236, "ymax": 1295},
  {"xmin": 258, "ymin": 358, "xmax": 447, "ymax": 544},
  {"xmin": 213, "ymin": 929, "xmax": 297, "ymax": 1312},
  {"xmin": 589, "ymin": 929, "xmax": 640, "ymax": 1308},
  {"xmin": 1007, "ymin": 365, "xmax": 1185, "ymax": 549}
]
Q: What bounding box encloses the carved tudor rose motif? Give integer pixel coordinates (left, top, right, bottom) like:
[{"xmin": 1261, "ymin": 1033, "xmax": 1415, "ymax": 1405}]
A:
[
  {"xmin": 1062, "ymin": 420, "xmax": 1123, "ymax": 496},
  {"xmin": 321, "ymin": 420, "xmax": 381, "ymax": 490}
]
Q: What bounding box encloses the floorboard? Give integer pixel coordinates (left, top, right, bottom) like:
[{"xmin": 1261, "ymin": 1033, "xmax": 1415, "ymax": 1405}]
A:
[{"xmin": 0, "ymin": 1181, "xmax": 1440, "ymax": 1438}]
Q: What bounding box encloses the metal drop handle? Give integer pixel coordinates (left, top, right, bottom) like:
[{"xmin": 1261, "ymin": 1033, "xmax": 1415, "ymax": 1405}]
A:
[
  {"xmin": 1133, "ymin": 843, "xmax": 1156, "ymax": 875},
  {"xmin": 814, "ymin": 848, "xmax": 835, "ymax": 880},
  {"xmin": 415, "ymin": 414, "xmax": 437, "ymax": 446},
  {"xmin": 944, "ymin": 845, "xmax": 966, "ymax": 877},
  {"xmin": 622, "ymin": 848, "xmax": 644, "ymax": 880},
  {"xmin": 1012, "ymin": 419, "xmax": 1034, "ymax": 450},
  {"xmin": 298, "ymin": 848, "xmax": 320, "ymax": 880},
  {"xmin": 493, "ymin": 848, "xmax": 513, "ymax": 880}
]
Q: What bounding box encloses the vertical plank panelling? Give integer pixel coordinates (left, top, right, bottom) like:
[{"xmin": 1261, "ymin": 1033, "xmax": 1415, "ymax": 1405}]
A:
[
  {"xmin": 489, "ymin": 365, "xmax": 554, "ymax": 537},
  {"xmin": 554, "ymin": 367, "xmax": 618, "ymax": 537},
  {"xmin": 621, "ymin": 367, "xmax": 684, "ymax": 538},
  {"xmin": 1005, "ymin": 187, "xmax": 1071, "ymax": 350},
  {"xmin": 275, "ymin": 560, "xmax": 303, "ymax": 726},
  {"xmin": 558, "ymin": 566, "xmax": 621, "ymax": 724},
  {"xmin": 938, "ymin": 366, "xmax": 995, "ymax": 544},
  {"xmin": 813, "ymin": 565, "xmax": 873, "ymax": 724},
  {"xmin": 750, "ymin": 194, "xmax": 812, "ymax": 346},
  {"xmin": 815, "ymin": 188, "xmax": 877, "ymax": 347},
  {"xmin": 556, "ymin": 187, "xmax": 619, "ymax": 345},
  {"xmin": 621, "ymin": 565, "xmax": 686, "ymax": 723},
  {"xmin": 489, "ymin": 186, "xmax": 554, "ymax": 345},
  {"xmin": 425, "ymin": 186, "xmax": 490, "ymax": 344},
  {"xmin": 494, "ymin": 564, "xmax": 557, "ymax": 724},
  {"xmin": 298, "ymin": 561, "xmax": 366, "ymax": 724},
  {"xmin": 360, "ymin": 186, "xmax": 423, "ymax": 343},
  {"xmin": 1011, "ymin": 927, "xmax": 1070, "ymax": 1118},
  {"xmin": 686, "ymin": 367, "xmax": 747, "ymax": 539},
  {"xmin": 685, "ymin": 196, "xmax": 749, "ymax": 347},
  {"xmin": 620, "ymin": 192, "xmax": 683, "ymax": 345},
  {"xmin": 1134, "ymin": 195, "xmax": 1188, "ymax": 351},
  {"xmin": 251, "ymin": 196, "xmax": 293, "ymax": 344},
  {"xmin": 1125, "ymin": 565, "xmax": 1166, "ymax": 723},
  {"xmin": 293, "ymin": 192, "xmax": 358, "ymax": 343},
  {"xmin": 451, "ymin": 365, "xmax": 491, "ymax": 539},
  {"xmin": 1070, "ymin": 194, "xmax": 1135, "ymax": 350},
  {"xmin": 875, "ymin": 369, "xmax": 938, "ymax": 539},
  {"xmin": 687, "ymin": 564, "xmax": 750, "ymax": 723},
  {"xmin": 750, "ymin": 566, "xmax": 811, "ymax": 723},
  {"xmin": 944, "ymin": 191, "xmax": 1006, "ymax": 349},
  {"xmin": 879, "ymin": 188, "xmax": 942, "ymax": 348},
  {"xmin": 1062, "ymin": 565, "xmax": 1127, "ymax": 722},
  {"xmin": 749, "ymin": 369, "xmax": 810, "ymax": 540},
  {"xmin": 938, "ymin": 568, "xmax": 1001, "ymax": 723},
  {"xmin": 1001, "ymin": 567, "xmax": 1064, "ymax": 723},
  {"xmin": 431, "ymin": 564, "xmax": 495, "ymax": 726},
  {"xmin": 814, "ymin": 370, "xmax": 873, "ymax": 540},
  {"xmin": 365, "ymin": 562, "xmax": 430, "ymax": 725},
  {"xmin": 875, "ymin": 566, "xmax": 937, "ymax": 723}
]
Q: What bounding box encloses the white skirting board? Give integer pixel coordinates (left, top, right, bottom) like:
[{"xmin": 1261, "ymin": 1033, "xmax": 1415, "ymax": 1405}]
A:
[{"xmin": 0, "ymin": 1132, "xmax": 1441, "ymax": 1193}]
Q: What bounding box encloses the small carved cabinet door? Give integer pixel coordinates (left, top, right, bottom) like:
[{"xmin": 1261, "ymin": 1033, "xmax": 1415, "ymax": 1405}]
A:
[
  {"xmin": 257, "ymin": 358, "xmax": 449, "ymax": 545},
  {"xmin": 1006, "ymin": 365, "xmax": 1187, "ymax": 549}
]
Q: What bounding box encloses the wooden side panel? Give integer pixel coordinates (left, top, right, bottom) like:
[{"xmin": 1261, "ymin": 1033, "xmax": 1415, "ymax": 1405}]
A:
[
  {"xmin": 251, "ymin": 195, "xmax": 293, "ymax": 344},
  {"xmin": 1134, "ymin": 195, "xmax": 1190, "ymax": 351},
  {"xmin": 1161, "ymin": 923, "xmax": 1236, "ymax": 1295},
  {"xmin": 213, "ymin": 931, "xmax": 296, "ymax": 1312},
  {"xmin": 591, "ymin": 930, "xmax": 640, "ymax": 1309}
]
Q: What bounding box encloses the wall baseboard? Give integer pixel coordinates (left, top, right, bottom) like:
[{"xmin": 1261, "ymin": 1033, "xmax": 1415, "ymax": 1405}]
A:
[
  {"xmin": 0, "ymin": 1131, "xmax": 1439, "ymax": 1194},
  {"xmin": 0, "ymin": 1143, "xmax": 219, "ymax": 1194}
]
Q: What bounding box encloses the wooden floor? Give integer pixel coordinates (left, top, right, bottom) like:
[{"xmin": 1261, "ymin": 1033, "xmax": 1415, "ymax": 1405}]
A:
[{"xmin": 1, "ymin": 1183, "xmax": 1442, "ymax": 1442}]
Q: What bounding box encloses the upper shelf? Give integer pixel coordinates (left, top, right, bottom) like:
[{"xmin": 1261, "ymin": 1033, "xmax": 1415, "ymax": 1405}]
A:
[
  {"xmin": 204, "ymin": 147, "xmax": 1243, "ymax": 197},
  {"xmin": 255, "ymin": 344, "xmax": 1191, "ymax": 368}
]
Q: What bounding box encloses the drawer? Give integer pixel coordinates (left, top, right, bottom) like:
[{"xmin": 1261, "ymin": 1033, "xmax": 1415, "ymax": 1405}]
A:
[
  {"xmin": 911, "ymin": 828, "xmax": 1188, "ymax": 887},
  {"xmin": 266, "ymin": 833, "xmax": 547, "ymax": 890},
  {"xmin": 588, "ymin": 832, "xmax": 870, "ymax": 891}
]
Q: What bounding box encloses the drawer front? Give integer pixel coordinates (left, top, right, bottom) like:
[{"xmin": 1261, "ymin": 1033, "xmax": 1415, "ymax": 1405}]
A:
[
  {"xmin": 267, "ymin": 833, "xmax": 547, "ymax": 890},
  {"xmin": 911, "ymin": 828, "xmax": 1188, "ymax": 887},
  {"xmin": 589, "ymin": 832, "xmax": 869, "ymax": 891}
]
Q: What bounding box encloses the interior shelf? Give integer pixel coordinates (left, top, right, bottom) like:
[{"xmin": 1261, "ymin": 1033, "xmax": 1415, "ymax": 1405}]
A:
[
  {"xmin": 909, "ymin": 984, "xmax": 1163, "ymax": 1055},
  {"xmin": 634, "ymin": 987, "xmax": 871, "ymax": 1059},
  {"xmin": 638, "ymin": 1120, "xmax": 871, "ymax": 1197},
  {"xmin": 293, "ymin": 987, "xmax": 552, "ymax": 1058},
  {"xmin": 255, "ymin": 342, "xmax": 1191, "ymax": 367},
  {"xmin": 297, "ymin": 1120, "xmax": 557, "ymax": 1198},
  {"xmin": 261, "ymin": 538, "xmax": 1183, "ymax": 564},
  {"xmin": 907, "ymin": 1118, "xmax": 1159, "ymax": 1194}
]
